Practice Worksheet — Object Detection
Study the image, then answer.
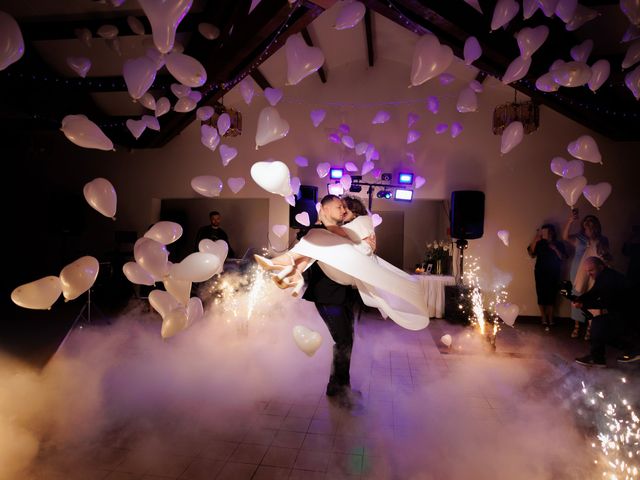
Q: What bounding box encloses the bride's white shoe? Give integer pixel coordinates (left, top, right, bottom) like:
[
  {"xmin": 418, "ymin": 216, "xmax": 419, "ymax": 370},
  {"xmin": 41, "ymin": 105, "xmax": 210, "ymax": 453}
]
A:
[
  {"xmin": 273, "ymin": 271, "xmax": 305, "ymax": 297},
  {"xmin": 254, "ymin": 254, "xmax": 288, "ymax": 272}
]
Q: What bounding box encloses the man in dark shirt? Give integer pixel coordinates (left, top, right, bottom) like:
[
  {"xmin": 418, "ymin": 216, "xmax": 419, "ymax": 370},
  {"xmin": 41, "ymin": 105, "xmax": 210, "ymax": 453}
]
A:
[
  {"xmin": 574, "ymin": 257, "xmax": 639, "ymax": 367},
  {"xmin": 195, "ymin": 210, "xmax": 236, "ymax": 258},
  {"xmin": 301, "ymin": 195, "xmax": 361, "ymax": 408}
]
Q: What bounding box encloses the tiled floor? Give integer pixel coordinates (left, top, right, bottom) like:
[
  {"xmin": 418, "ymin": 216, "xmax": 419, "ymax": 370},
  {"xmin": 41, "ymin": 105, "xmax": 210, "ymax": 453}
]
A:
[{"xmin": 13, "ymin": 299, "xmax": 640, "ymax": 480}]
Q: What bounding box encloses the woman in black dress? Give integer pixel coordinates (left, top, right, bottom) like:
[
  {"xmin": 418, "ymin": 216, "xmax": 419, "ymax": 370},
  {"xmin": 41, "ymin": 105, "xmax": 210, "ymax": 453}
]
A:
[{"xmin": 527, "ymin": 224, "xmax": 567, "ymax": 331}]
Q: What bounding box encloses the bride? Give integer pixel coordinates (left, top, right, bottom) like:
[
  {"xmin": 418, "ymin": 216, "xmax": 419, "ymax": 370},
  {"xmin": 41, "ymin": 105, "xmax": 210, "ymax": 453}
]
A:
[{"xmin": 255, "ymin": 195, "xmax": 429, "ymax": 331}]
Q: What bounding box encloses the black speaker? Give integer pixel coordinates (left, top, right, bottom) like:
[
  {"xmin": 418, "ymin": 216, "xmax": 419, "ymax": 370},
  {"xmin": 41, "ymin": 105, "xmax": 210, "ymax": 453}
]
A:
[
  {"xmin": 290, "ymin": 185, "xmax": 318, "ymax": 228},
  {"xmin": 450, "ymin": 190, "xmax": 484, "ymax": 240}
]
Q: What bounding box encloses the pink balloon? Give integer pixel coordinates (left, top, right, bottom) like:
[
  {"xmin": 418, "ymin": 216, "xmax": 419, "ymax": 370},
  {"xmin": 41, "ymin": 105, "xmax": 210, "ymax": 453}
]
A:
[
  {"xmin": 345, "ymin": 162, "xmax": 358, "ymax": 172},
  {"xmin": 407, "ymin": 112, "xmax": 420, "ymax": 127},
  {"xmin": 552, "ymin": 61, "xmax": 591, "ymax": 87},
  {"xmin": 410, "ymin": 34, "xmax": 453, "ymax": 86},
  {"xmin": 239, "ymin": 77, "xmax": 255, "ymax": 105},
  {"xmin": 565, "ymin": 5, "xmax": 598, "ymax": 31},
  {"xmin": 217, "ymin": 113, "xmax": 231, "ymax": 136},
  {"xmin": 338, "ymin": 123, "xmax": 350, "ymax": 134},
  {"xmin": 427, "ymin": 96, "xmax": 439, "ymax": 114},
  {"xmin": 138, "ymin": 0, "xmax": 192, "ymax": 54},
  {"xmin": 66, "ymin": 56, "xmax": 91, "ymax": 78},
  {"xmin": 361, "ymin": 160, "xmax": 374, "ymax": 175},
  {"xmin": 515, "ymin": 26, "xmax": 549, "ymax": 59},
  {"xmin": 456, "ymin": 87, "xmax": 478, "ymax": 112},
  {"xmin": 155, "ymin": 97, "xmax": 170, "ymax": 117},
  {"xmin": 567, "ymin": 135, "xmax": 601, "ymax": 163},
  {"xmin": 556, "ymin": 176, "xmax": 587, "ymax": 207},
  {"xmin": 491, "ymin": 0, "xmax": 519, "ymax": 31},
  {"xmin": 0, "ymin": 11, "xmax": 24, "ymax": 71},
  {"xmin": 407, "ymin": 130, "xmax": 421, "ymax": 144},
  {"xmin": 535, "ymin": 72, "xmax": 559, "ymax": 92},
  {"xmin": 463, "ymin": 36, "xmax": 481, "ymax": 65},
  {"xmin": 200, "ymin": 124, "xmax": 219, "ymax": 151},
  {"xmin": 625, "ymin": 64, "xmax": 640, "ymax": 99},
  {"xmin": 285, "ymin": 33, "xmax": 325, "ymax": 85},
  {"xmin": 522, "ymin": 0, "xmax": 539, "ymax": 18},
  {"xmin": 450, "ymin": 122, "xmax": 463, "ymax": 138},
  {"xmin": 123, "ymin": 56, "xmax": 157, "ymax": 99},
  {"xmin": 583, "ymin": 182, "xmax": 612, "ymax": 210},
  {"xmin": 570, "ymin": 39, "xmax": 593, "ymax": 63},
  {"xmin": 502, "ymin": 55, "xmax": 532, "ymax": 84},
  {"xmin": 555, "ymin": 0, "xmax": 578, "ymax": 22},
  {"xmin": 174, "ymin": 96, "xmax": 196, "ymax": 112},
  {"xmin": 328, "ymin": 133, "xmax": 341, "ymax": 144},
  {"xmin": 435, "ymin": 123, "xmax": 448, "ymax": 134},
  {"xmin": 415, "ymin": 176, "xmax": 426, "ymax": 189},
  {"xmin": 334, "ymin": 1, "xmax": 366, "ymax": 30},
  {"xmin": 227, "ymin": 177, "xmax": 245, "ymax": 194},
  {"xmin": 310, "ymin": 109, "xmax": 326, "ymax": 127},
  {"xmin": 126, "ymin": 119, "xmax": 146, "ymax": 139},
  {"xmin": 550, "ymin": 156, "xmax": 568, "ymax": 177},
  {"xmin": 538, "ymin": 0, "xmax": 559, "ymax": 17},
  {"xmin": 197, "ymin": 106, "xmax": 214, "ymax": 121},
  {"xmin": 341, "ymin": 135, "xmax": 355, "ymax": 149},
  {"xmin": 588, "ymin": 59, "xmax": 610, "ymax": 92},
  {"xmin": 500, "ymin": 121, "xmax": 524, "ymax": 154},
  {"xmin": 316, "ymin": 162, "xmax": 330, "ymax": 178},
  {"xmin": 622, "ymin": 39, "xmax": 640, "ymax": 69},
  {"xmin": 372, "ymin": 110, "xmax": 390, "ymax": 124},
  {"xmin": 219, "ymin": 144, "xmax": 237, "ymax": 166},
  {"xmin": 264, "ymin": 87, "xmax": 283, "ymax": 106},
  {"xmin": 143, "ymin": 115, "xmax": 160, "ymax": 130}
]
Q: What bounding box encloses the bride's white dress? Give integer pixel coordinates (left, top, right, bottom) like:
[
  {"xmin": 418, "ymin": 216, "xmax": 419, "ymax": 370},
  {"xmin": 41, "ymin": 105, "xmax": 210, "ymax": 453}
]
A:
[{"xmin": 290, "ymin": 216, "xmax": 429, "ymax": 331}]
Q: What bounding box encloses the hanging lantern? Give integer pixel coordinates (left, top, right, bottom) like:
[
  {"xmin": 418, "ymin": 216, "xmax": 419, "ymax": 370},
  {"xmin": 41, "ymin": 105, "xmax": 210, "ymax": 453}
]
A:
[
  {"xmin": 492, "ymin": 100, "xmax": 539, "ymax": 135},
  {"xmin": 202, "ymin": 102, "xmax": 243, "ymax": 137}
]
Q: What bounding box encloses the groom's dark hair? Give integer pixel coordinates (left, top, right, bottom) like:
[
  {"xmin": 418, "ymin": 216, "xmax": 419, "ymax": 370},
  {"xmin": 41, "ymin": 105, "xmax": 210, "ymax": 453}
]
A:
[{"xmin": 320, "ymin": 194, "xmax": 341, "ymax": 206}]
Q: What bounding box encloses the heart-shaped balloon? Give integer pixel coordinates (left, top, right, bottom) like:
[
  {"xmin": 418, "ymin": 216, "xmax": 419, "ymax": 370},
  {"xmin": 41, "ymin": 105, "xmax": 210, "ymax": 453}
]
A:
[
  {"xmin": 216, "ymin": 113, "xmax": 231, "ymax": 136},
  {"xmin": 290, "ymin": 176, "xmax": 301, "ymax": 195},
  {"xmin": 535, "ymin": 72, "xmax": 559, "ymax": 92},
  {"xmin": 515, "ymin": 25, "xmax": 549, "ymax": 59},
  {"xmin": 497, "ymin": 230, "xmax": 510, "ymax": 246},
  {"xmin": 567, "ymin": 135, "xmax": 601, "ymax": 163},
  {"xmin": 255, "ymin": 107, "xmax": 290, "ymax": 148},
  {"xmin": 170, "ymin": 252, "xmax": 222, "ymax": 282},
  {"xmin": 552, "ymin": 61, "xmax": 592, "ymax": 87},
  {"xmin": 227, "ymin": 177, "xmax": 245, "ymax": 194},
  {"xmin": 174, "ymin": 96, "xmax": 196, "ymax": 112},
  {"xmin": 185, "ymin": 296, "xmax": 204, "ymax": 328},
  {"xmin": 285, "ymin": 195, "xmax": 296, "ymax": 207},
  {"xmin": 264, "ymin": 87, "xmax": 283, "ymax": 106},
  {"xmin": 66, "ymin": 56, "xmax": 91, "ymax": 78},
  {"xmin": 11, "ymin": 276, "xmax": 62, "ymax": 310},
  {"xmin": 371, "ymin": 213, "xmax": 383, "ymax": 227},
  {"xmin": 341, "ymin": 135, "xmax": 355, "ymax": 149},
  {"xmin": 123, "ymin": 261, "xmax": 155, "ymax": 286},
  {"xmin": 439, "ymin": 73, "xmax": 455, "ymax": 85},
  {"xmin": 83, "ymin": 177, "xmax": 117, "ymax": 219},
  {"xmin": 60, "ymin": 256, "xmax": 100, "ymax": 301},
  {"xmin": 464, "ymin": 36, "xmax": 481, "ymax": 65},
  {"xmin": 163, "ymin": 276, "xmax": 191, "ymax": 306},
  {"xmin": 61, "ymin": 115, "xmax": 114, "ymax": 151},
  {"xmin": 372, "ymin": 110, "xmax": 391, "ymax": 124},
  {"xmin": 588, "ymin": 59, "xmax": 610, "ymax": 92},
  {"xmin": 0, "ymin": 11, "xmax": 25, "ymax": 71},
  {"xmin": 134, "ymin": 238, "xmax": 169, "ymax": 280},
  {"xmin": 123, "ymin": 56, "xmax": 157, "ymax": 100},
  {"xmin": 140, "ymin": 92, "xmax": 156, "ymax": 110},
  {"xmin": 139, "ymin": 0, "xmax": 192, "ymax": 54},
  {"xmin": 188, "ymin": 90, "xmax": 202, "ymax": 103},
  {"xmin": 316, "ymin": 162, "xmax": 330, "ymax": 178},
  {"xmin": 334, "ymin": 1, "xmax": 366, "ymax": 30},
  {"xmin": 285, "ymin": 33, "xmax": 325, "ymax": 85},
  {"xmin": 500, "ymin": 121, "xmax": 524, "ymax": 154},
  {"xmin": 495, "ymin": 302, "xmax": 519, "ymax": 326},
  {"xmin": 145, "ymin": 221, "xmax": 183, "ymax": 245},
  {"xmin": 491, "ymin": 0, "xmax": 519, "ymax": 30},
  {"xmin": 295, "ymin": 156, "xmax": 309, "ymax": 167},
  {"xmin": 550, "ymin": 156, "xmax": 567, "ymax": 176},
  {"xmin": 456, "ymin": 87, "xmax": 478, "ymax": 112},
  {"xmin": 191, "ymin": 175, "xmax": 223, "ymax": 197},
  {"xmin": 571, "ymin": 39, "xmax": 594, "ymax": 63},
  {"xmin": 415, "ymin": 176, "xmax": 426, "ymax": 189},
  {"xmin": 410, "ymin": 34, "xmax": 454, "ymax": 86},
  {"xmin": 295, "ymin": 212, "xmax": 310, "ymax": 227},
  {"xmin": 155, "ymin": 97, "xmax": 170, "ymax": 117},
  {"xmin": 143, "ymin": 115, "xmax": 160, "ymax": 131},
  {"xmin": 219, "ymin": 144, "xmax": 237, "ymax": 166},
  {"xmin": 200, "ymin": 124, "xmax": 220, "ymax": 151},
  {"xmin": 198, "ymin": 22, "xmax": 220, "ymax": 40},
  {"xmin": 622, "ymin": 39, "xmax": 640, "ymax": 69},
  {"xmin": 292, "ymin": 325, "xmax": 323, "ymax": 356},
  {"xmin": 149, "ymin": 289, "xmax": 180, "ymax": 319},
  {"xmin": 582, "ymin": 182, "xmax": 612, "ymax": 210},
  {"xmin": 198, "ymin": 239, "xmax": 228, "ymax": 263},
  {"xmin": 310, "ymin": 109, "xmax": 326, "ymax": 127},
  {"xmin": 170, "ymin": 83, "xmax": 191, "ymax": 98},
  {"xmin": 272, "ymin": 224, "xmax": 288, "ymax": 237},
  {"xmin": 197, "ymin": 106, "xmax": 214, "ymax": 121},
  {"xmin": 127, "ymin": 16, "xmax": 145, "ymax": 35},
  {"xmin": 427, "ymin": 96, "xmax": 439, "ymax": 114},
  {"xmin": 566, "ymin": 5, "xmax": 598, "ymax": 31},
  {"xmin": 556, "ymin": 175, "xmax": 587, "ymax": 207},
  {"xmin": 625, "ymin": 64, "xmax": 640, "ymax": 100},
  {"xmin": 440, "ymin": 334, "xmax": 452, "ymax": 347},
  {"xmin": 328, "ymin": 133, "xmax": 341, "ymax": 144},
  {"xmin": 450, "ymin": 122, "xmax": 463, "ymax": 138},
  {"xmin": 555, "ymin": 0, "xmax": 579, "ymax": 22},
  {"xmin": 407, "ymin": 130, "xmax": 421, "ymax": 144},
  {"xmin": 361, "ymin": 160, "xmax": 374, "ymax": 175},
  {"xmin": 344, "ymin": 162, "xmax": 358, "ymax": 172},
  {"xmin": 239, "ymin": 77, "xmax": 255, "ymax": 104},
  {"xmin": 97, "ymin": 24, "xmax": 118, "ymax": 39},
  {"xmin": 250, "ymin": 160, "xmax": 292, "ymax": 196},
  {"xmin": 502, "ymin": 55, "xmax": 532, "ymax": 84},
  {"xmin": 340, "ymin": 174, "xmax": 352, "ymax": 191},
  {"xmin": 562, "ymin": 160, "xmax": 584, "ymax": 179},
  {"xmin": 354, "ymin": 142, "xmax": 368, "ymax": 156},
  {"xmin": 126, "ymin": 119, "xmax": 146, "ymax": 139},
  {"xmin": 407, "ymin": 113, "xmax": 420, "ymax": 127},
  {"xmin": 435, "ymin": 123, "xmax": 448, "ymax": 134}
]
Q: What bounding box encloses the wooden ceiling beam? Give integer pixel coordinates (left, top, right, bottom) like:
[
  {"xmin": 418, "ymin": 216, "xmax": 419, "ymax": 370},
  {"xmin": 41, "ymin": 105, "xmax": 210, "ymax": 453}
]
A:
[
  {"xmin": 250, "ymin": 68, "xmax": 273, "ymax": 91},
  {"xmin": 364, "ymin": 8, "xmax": 374, "ymax": 67}
]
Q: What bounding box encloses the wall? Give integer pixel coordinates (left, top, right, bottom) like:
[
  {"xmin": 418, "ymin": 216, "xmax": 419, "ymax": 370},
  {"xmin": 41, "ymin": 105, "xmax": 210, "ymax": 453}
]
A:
[{"xmin": 5, "ymin": 54, "xmax": 640, "ymax": 316}]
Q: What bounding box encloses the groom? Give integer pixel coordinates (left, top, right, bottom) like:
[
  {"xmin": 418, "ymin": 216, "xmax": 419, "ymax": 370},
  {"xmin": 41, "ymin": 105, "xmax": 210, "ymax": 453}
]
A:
[{"xmin": 301, "ymin": 195, "xmax": 361, "ymax": 408}]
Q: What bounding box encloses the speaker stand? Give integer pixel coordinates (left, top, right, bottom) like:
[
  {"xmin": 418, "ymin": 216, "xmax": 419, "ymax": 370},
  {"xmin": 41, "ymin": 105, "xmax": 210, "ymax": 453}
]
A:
[{"xmin": 455, "ymin": 239, "xmax": 468, "ymax": 285}]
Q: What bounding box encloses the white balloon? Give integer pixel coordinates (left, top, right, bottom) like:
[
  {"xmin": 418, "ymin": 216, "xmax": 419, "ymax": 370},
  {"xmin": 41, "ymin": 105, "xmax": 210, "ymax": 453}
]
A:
[
  {"xmin": 170, "ymin": 83, "xmax": 191, "ymax": 98},
  {"xmin": 285, "ymin": 33, "xmax": 325, "ymax": 85},
  {"xmin": 550, "ymin": 156, "xmax": 567, "ymax": 177},
  {"xmin": 264, "ymin": 87, "xmax": 284, "ymax": 106},
  {"xmin": 155, "ymin": 97, "xmax": 171, "ymax": 117},
  {"xmin": 272, "ymin": 225, "xmax": 288, "ymax": 238},
  {"xmin": 295, "ymin": 212, "xmax": 310, "ymax": 227},
  {"xmin": 340, "ymin": 174, "xmax": 352, "ymax": 191},
  {"xmin": 134, "ymin": 237, "xmax": 169, "ymax": 279},
  {"xmin": 316, "ymin": 162, "xmax": 330, "ymax": 178},
  {"xmin": 126, "ymin": 119, "xmax": 146, "ymax": 139},
  {"xmin": 138, "ymin": 0, "xmax": 193, "ymax": 54},
  {"xmin": 198, "ymin": 239, "xmax": 228, "ymax": 264},
  {"xmin": 292, "ymin": 326, "xmax": 323, "ymax": 357},
  {"xmin": 427, "ymin": 96, "xmax": 439, "ymax": 114},
  {"xmin": 217, "ymin": 113, "xmax": 231, "ymax": 136},
  {"xmin": 198, "ymin": 22, "xmax": 220, "ymax": 40},
  {"xmin": 562, "ymin": 160, "xmax": 584, "ymax": 179},
  {"xmin": 191, "ymin": 175, "xmax": 223, "ymax": 197},
  {"xmin": 456, "ymin": 87, "xmax": 478, "ymax": 112},
  {"xmin": 143, "ymin": 115, "xmax": 160, "ymax": 131},
  {"xmin": 566, "ymin": 5, "xmax": 599, "ymax": 31},
  {"xmin": 140, "ymin": 92, "xmax": 156, "ymax": 110},
  {"xmin": 341, "ymin": 135, "xmax": 355, "ymax": 149},
  {"xmin": 170, "ymin": 252, "xmax": 222, "ymax": 282},
  {"xmin": 371, "ymin": 213, "xmax": 383, "ymax": 227},
  {"xmin": 149, "ymin": 289, "xmax": 180, "ymax": 319},
  {"xmin": 583, "ymin": 182, "xmax": 612, "ymax": 210},
  {"xmin": 556, "ymin": 176, "xmax": 587, "ymax": 207},
  {"xmin": 295, "ymin": 156, "xmax": 309, "ymax": 167},
  {"xmin": 407, "ymin": 130, "xmax": 421, "ymax": 144},
  {"xmin": 185, "ymin": 296, "xmax": 204, "ymax": 328},
  {"xmin": 410, "ymin": 34, "xmax": 453, "ymax": 86},
  {"xmin": 145, "ymin": 221, "xmax": 183, "ymax": 245},
  {"xmin": 570, "ymin": 39, "xmax": 594, "ymax": 64},
  {"xmin": 361, "ymin": 159, "xmax": 374, "ymax": 176},
  {"xmin": 197, "ymin": 106, "xmax": 214, "ymax": 121},
  {"xmin": 123, "ymin": 56, "xmax": 157, "ymax": 99},
  {"xmin": 83, "ymin": 177, "xmax": 117, "ymax": 218},
  {"xmin": 626, "ymin": 64, "xmax": 640, "ymax": 99},
  {"xmin": 497, "ymin": 230, "xmax": 510, "ymax": 246},
  {"xmin": 59, "ymin": 256, "xmax": 99, "ymax": 301},
  {"xmin": 145, "ymin": 46, "xmax": 165, "ymax": 69},
  {"xmin": 165, "ymin": 52, "xmax": 206, "ymax": 87},
  {"xmin": 535, "ymin": 72, "xmax": 559, "ymax": 92},
  {"xmin": 450, "ymin": 122, "xmax": 463, "ymax": 138},
  {"xmin": 161, "ymin": 307, "xmax": 189, "ymax": 338},
  {"xmin": 372, "ymin": 110, "xmax": 391, "ymax": 124},
  {"xmin": 495, "ymin": 302, "xmax": 519, "ymax": 327},
  {"xmin": 500, "ymin": 121, "xmax": 524, "ymax": 154},
  {"xmin": 127, "ymin": 16, "xmax": 145, "ymax": 35},
  {"xmin": 123, "ymin": 261, "xmax": 155, "ymax": 286},
  {"xmin": 239, "ymin": 77, "xmax": 255, "ymax": 105},
  {"xmin": 491, "ymin": 0, "xmax": 519, "ymax": 31},
  {"xmin": 200, "ymin": 124, "xmax": 219, "ymax": 151},
  {"xmin": 440, "ymin": 334, "xmax": 452, "ymax": 347},
  {"xmin": 255, "ymin": 107, "xmax": 290, "ymax": 148},
  {"xmin": 61, "ymin": 115, "xmax": 113, "ymax": 151},
  {"xmin": 66, "ymin": 56, "xmax": 91, "ymax": 78},
  {"xmin": 174, "ymin": 96, "xmax": 197, "ymax": 113},
  {"xmin": 310, "ymin": 109, "xmax": 326, "ymax": 127},
  {"xmin": 334, "ymin": 1, "xmax": 366, "ymax": 29},
  {"xmin": 555, "ymin": 0, "xmax": 578, "ymax": 22},
  {"xmin": 227, "ymin": 177, "xmax": 245, "ymax": 194},
  {"xmin": 567, "ymin": 135, "xmax": 602, "ymax": 163},
  {"xmin": 251, "ymin": 160, "xmax": 292, "ymax": 196},
  {"xmin": 622, "ymin": 38, "xmax": 640, "ymax": 69},
  {"xmin": 415, "ymin": 176, "xmax": 426, "ymax": 189},
  {"xmin": 163, "ymin": 276, "xmax": 191, "ymax": 305},
  {"xmin": 290, "ymin": 176, "xmax": 301, "ymax": 195},
  {"xmin": 11, "ymin": 276, "xmax": 62, "ymax": 310},
  {"xmin": 552, "ymin": 61, "xmax": 592, "ymax": 87},
  {"xmin": 539, "ymin": 0, "xmax": 559, "ymax": 16},
  {"xmin": 219, "ymin": 144, "xmax": 238, "ymax": 166},
  {"xmin": 515, "ymin": 26, "xmax": 549, "ymax": 59},
  {"xmin": 621, "ymin": 0, "xmax": 640, "ymax": 26},
  {"xmin": 622, "ymin": 24, "xmax": 640, "ymax": 43},
  {"xmin": 522, "ymin": 0, "xmax": 539, "ymax": 19},
  {"xmin": 588, "ymin": 59, "xmax": 610, "ymax": 92},
  {"xmin": 502, "ymin": 55, "xmax": 531, "ymax": 84},
  {"xmin": 463, "ymin": 36, "xmax": 481, "ymax": 65}
]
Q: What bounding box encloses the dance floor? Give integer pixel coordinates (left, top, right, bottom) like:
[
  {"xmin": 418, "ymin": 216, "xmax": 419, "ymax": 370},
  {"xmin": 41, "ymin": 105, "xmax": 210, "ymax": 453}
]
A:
[{"xmin": 6, "ymin": 291, "xmax": 639, "ymax": 480}]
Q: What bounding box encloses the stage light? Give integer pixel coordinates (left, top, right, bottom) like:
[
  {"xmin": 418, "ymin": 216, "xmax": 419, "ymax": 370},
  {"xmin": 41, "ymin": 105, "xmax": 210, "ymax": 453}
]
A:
[
  {"xmin": 327, "ymin": 182, "xmax": 344, "ymax": 195},
  {"xmin": 381, "ymin": 173, "xmax": 392, "ymax": 182},
  {"xmin": 330, "ymin": 167, "xmax": 344, "ymax": 179},
  {"xmin": 394, "ymin": 188, "xmax": 414, "ymax": 202},
  {"xmin": 398, "ymin": 172, "xmax": 414, "ymax": 185},
  {"xmin": 376, "ymin": 190, "xmax": 392, "ymax": 199},
  {"xmin": 349, "ymin": 184, "xmax": 362, "ymax": 193}
]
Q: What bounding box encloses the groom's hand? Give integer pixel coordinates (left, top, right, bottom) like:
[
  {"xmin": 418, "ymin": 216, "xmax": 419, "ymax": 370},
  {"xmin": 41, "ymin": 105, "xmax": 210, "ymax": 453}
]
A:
[{"xmin": 364, "ymin": 234, "xmax": 376, "ymax": 253}]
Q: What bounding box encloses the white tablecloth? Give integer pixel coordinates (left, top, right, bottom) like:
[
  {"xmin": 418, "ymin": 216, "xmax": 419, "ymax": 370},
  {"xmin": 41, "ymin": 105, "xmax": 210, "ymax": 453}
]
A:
[{"xmin": 413, "ymin": 275, "xmax": 456, "ymax": 318}]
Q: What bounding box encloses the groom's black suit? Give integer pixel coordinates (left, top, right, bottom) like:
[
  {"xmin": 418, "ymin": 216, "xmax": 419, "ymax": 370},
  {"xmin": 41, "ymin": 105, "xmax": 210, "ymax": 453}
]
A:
[{"xmin": 302, "ymin": 234, "xmax": 356, "ymax": 396}]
